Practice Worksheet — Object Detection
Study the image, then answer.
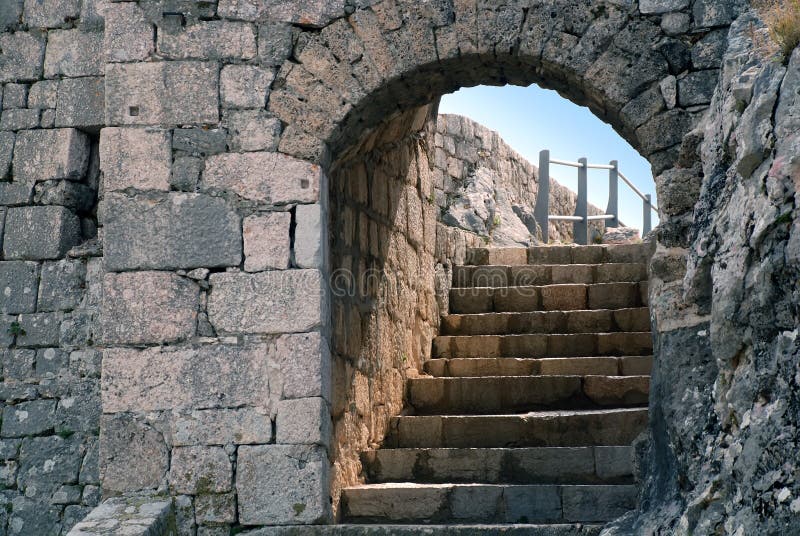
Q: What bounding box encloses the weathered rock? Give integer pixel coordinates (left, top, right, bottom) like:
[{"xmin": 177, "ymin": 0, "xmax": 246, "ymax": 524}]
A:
[
  {"xmin": 203, "ymin": 151, "xmax": 322, "ymax": 204},
  {"xmin": 12, "ymin": 128, "xmax": 90, "ymax": 182},
  {"xmin": 2, "ymin": 206, "xmax": 81, "ymax": 260},
  {"xmin": 171, "ymin": 408, "xmax": 273, "ymax": 446},
  {"xmin": 226, "ymin": 109, "xmax": 282, "ymax": 151},
  {"xmin": 207, "ymin": 270, "xmax": 326, "ymax": 334},
  {"xmin": 100, "ymin": 127, "xmax": 172, "ymax": 192},
  {"xmin": 103, "ymin": 2, "xmax": 154, "ymax": 62},
  {"xmin": 38, "ymin": 259, "xmax": 86, "ymax": 312},
  {"xmin": 220, "ymin": 64, "xmax": 275, "ymax": 108},
  {"xmin": 0, "ymin": 261, "xmax": 38, "ymax": 314},
  {"xmin": 195, "ymin": 493, "xmax": 236, "ymax": 525},
  {"xmin": 102, "ymin": 271, "xmax": 199, "ymax": 345},
  {"xmin": 103, "ymin": 193, "xmax": 242, "ymax": 271},
  {"xmin": 236, "ymin": 445, "xmax": 331, "ymax": 525},
  {"xmin": 105, "ymin": 62, "xmax": 219, "ymax": 126},
  {"xmin": 99, "ymin": 413, "xmax": 168, "ymax": 492},
  {"xmin": 1, "ymin": 399, "xmax": 56, "ymax": 437},
  {"xmin": 55, "ymin": 76, "xmax": 105, "ymax": 129},
  {"xmin": 23, "ymin": 0, "xmax": 80, "ymax": 27},
  {"xmin": 43, "ymin": 29, "xmax": 102, "ymax": 77},
  {"xmin": 602, "ymin": 227, "xmax": 641, "ymax": 245},
  {"xmin": 271, "ymin": 331, "xmax": 332, "ymax": 401},
  {"xmin": 0, "ymin": 32, "xmax": 44, "ymax": 83},
  {"xmin": 276, "ymin": 397, "xmax": 331, "ymax": 447},
  {"xmin": 68, "ymin": 496, "xmax": 174, "ymax": 535},
  {"xmin": 294, "ymin": 203, "xmax": 326, "ymax": 268},
  {"xmin": 158, "ymin": 21, "xmax": 257, "ymax": 61},
  {"xmin": 243, "ymin": 212, "xmax": 292, "ymax": 271},
  {"xmin": 170, "ymin": 446, "xmax": 232, "ymax": 494},
  {"xmin": 102, "ymin": 344, "xmax": 271, "ymax": 412}
]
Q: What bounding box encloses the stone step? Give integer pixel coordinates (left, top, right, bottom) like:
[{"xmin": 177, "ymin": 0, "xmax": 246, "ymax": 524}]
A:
[
  {"xmin": 432, "ymin": 333, "xmax": 653, "ymax": 359},
  {"xmin": 387, "ymin": 408, "xmax": 648, "ymax": 448},
  {"xmin": 341, "ymin": 483, "xmax": 637, "ymax": 524},
  {"xmin": 453, "ymin": 263, "xmax": 647, "ymax": 288},
  {"xmin": 424, "ymin": 356, "xmax": 653, "ymax": 378},
  {"xmin": 441, "ymin": 308, "xmax": 650, "ymax": 336},
  {"xmin": 246, "ymin": 523, "xmax": 604, "ymax": 535},
  {"xmin": 449, "ymin": 283, "xmax": 648, "ymax": 314},
  {"xmin": 407, "ymin": 376, "xmax": 649, "ymax": 414},
  {"xmin": 361, "ymin": 446, "xmax": 633, "ymax": 485},
  {"xmin": 467, "ymin": 244, "xmax": 652, "ymax": 267}
]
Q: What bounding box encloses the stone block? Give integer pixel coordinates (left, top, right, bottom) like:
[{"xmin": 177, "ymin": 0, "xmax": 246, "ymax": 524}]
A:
[
  {"xmin": 23, "ymin": 0, "xmax": 80, "ymax": 27},
  {"xmin": 243, "ymin": 212, "xmax": 291, "ymax": 272},
  {"xmin": 0, "ymin": 261, "xmax": 38, "ymax": 314},
  {"xmin": 3, "ymin": 83, "xmax": 27, "ymax": 107},
  {"xmin": 220, "ymin": 65, "xmax": 275, "ymax": 108},
  {"xmin": 203, "ymin": 152, "xmax": 321, "ymax": 204},
  {"xmin": 208, "ymin": 270, "xmax": 325, "ymax": 335},
  {"xmin": 100, "ymin": 127, "xmax": 172, "ymax": 191},
  {"xmin": 171, "ymin": 156, "xmax": 203, "ymax": 191},
  {"xmin": 170, "ymin": 446, "xmax": 231, "ymax": 494},
  {"xmin": 0, "ymin": 108, "xmax": 39, "ymax": 131},
  {"xmin": 171, "ymin": 408, "xmax": 272, "ymax": 446},
  {"xmin": 173, "ymin": 128, "xmax": 228, "ymax": 156},
  {"xmin": 8, "ymin": 496, "xmax": 61, "ymax": 535},
  {"xmin": 0, "ymin": 32, "xmax": 45, "ymax": 83},
  {"xmin": 258, "ymin": 22, "xmax": 293, "ymax": 65},
  {"xmin": 158, "ymin": 21, "xmax": 257, "ymax": 60},
  {"xmin": 0, "ymin": 0, "xmax": 23, "ymax": 30},
  {"xmin": 69, "ymin": 496, "xmax": 173, "ymax": 535},
  {"xmin": 272, "ymin": 331, "xmax": 331, "ymax": 401},
  {"xmin": 102, "ymin": 343, "xmax": 271, "ymax": 412},
  {"xmin": 106, "ymin": 62, "xmax": 219, "ymax": 126},
  {"xmin": 38, "ymin": 259, "xmax": 86, "ymax": 312},
  {"xmin": 36, "ymin": 347, "xmax": 69, "ymax": 378},
  {"xmin": 236, "ymin": 445, "xmax": 331, "ymax": 525},
  {"xmin": 2, "ymin": 206, "xmax": 81, "ymax": 260},
  {"xmin": 677, "ymin": 69, "xmax": 719, "ymax": 107},
  {"xmin": 16, "ymin": 312, "xmax": 61, "ymax": 347},
  {"xmin": 0, "ymin": 131, "xmax": 13, "ymax": 178},
  {"xmin": 33, "ymin": 180, "xmax": 96, "ymax": 211},
  {"xmin": 639, "ymin": 0, "xmax": 689, "ymax": 14},
  {"xmin": 265, "ymin": 0, "xmax": 344, "ymax": 28},
  {"xmin": 195, "ymin": 493, "xmax": 236, "ymax": 525},
  {"xmin": 17, "ymin": 435, "xmax": 83, "ymax": 499},
  {"xmin": 12, "ymin": 128, "xmax": 90, "ymax": 182},
  {"xmin": 294, "ymin": 203, "xmax": 325, "ymax": 269},
  {"xmin": 44, "ymin": 29, "xmax": 103, "ymax": 77},
  {"xmin": 227, "ymin": 110, "xmax": 281, "ymax": 152},
  {"xmin": 102, "ymin": 271, "xmax": 199, "ymax": 345},
  {"xmin": 103, "ymin": 2, "xmax": 154, "ymax": 62},
  {"xmin": 27, "ymin": 80, "xmax": 58, "ymax": 109},
  {"xmin": 1, "ymin": 399, "xmax": 57, "ymax": 437},
  {"xmin": 276, "ymin": 397, "xmax": 331, "ymax": 447},
  {"xmin": 100, "ymin": 414, "xmax": 169, "ymax": 493},
  {"xmin": 2, "ymin": 349, "xmax": 36, "ymax": 382},
  {"xmin": 55, "ymin": 77, "xmax": 105, "ymax": 129},
  {"xmin": 103, "ymin": 193, "xmax": 242, "ymax": 271}
]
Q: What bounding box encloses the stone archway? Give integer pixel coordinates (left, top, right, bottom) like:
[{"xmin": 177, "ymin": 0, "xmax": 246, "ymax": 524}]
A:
[{"xmin": 28, "ymin": 0, "xmax": 795, "ymax": 533}]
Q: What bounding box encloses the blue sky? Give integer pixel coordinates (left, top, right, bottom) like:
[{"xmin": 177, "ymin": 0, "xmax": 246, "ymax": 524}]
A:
[{"xmin": 438, "ymin": 85, "xmax": 659, "ymax": 232}]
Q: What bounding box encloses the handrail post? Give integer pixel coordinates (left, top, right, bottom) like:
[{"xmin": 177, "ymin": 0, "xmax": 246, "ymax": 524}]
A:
[
  {"xmin": 574, "ymin": 158, "xmax": 588, "ymax": 245},
  {"xmin": 606, "ymin": 160, "xmax": 619, "ymax": 229},
  {"xmin": 643, "ymin": 194, "xmax": 652, "ymax": 236},
  {"xmin": 534, "ymin": 150, "xmax": 550, "ymax": 244}
]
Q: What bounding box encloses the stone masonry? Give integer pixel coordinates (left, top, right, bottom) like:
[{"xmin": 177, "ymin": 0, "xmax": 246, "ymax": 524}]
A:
[{"xmin": 1, "ymin": 0, "xmax": 799, "ymax": 534}]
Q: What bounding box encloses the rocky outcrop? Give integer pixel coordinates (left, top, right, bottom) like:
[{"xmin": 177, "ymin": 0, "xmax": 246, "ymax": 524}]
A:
[
  {"xmin": 431, "ymin": 115, "xmax": 606, "ymax": 246},
  {"xmin": 605, "ymin": 13, "xmax": 800, "ymax": 536}
]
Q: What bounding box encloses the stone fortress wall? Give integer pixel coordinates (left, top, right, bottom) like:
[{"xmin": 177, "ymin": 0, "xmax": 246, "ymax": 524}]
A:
[{"xmin": 0, "ymin": 0, "xmax": 798, "ymax": 535}]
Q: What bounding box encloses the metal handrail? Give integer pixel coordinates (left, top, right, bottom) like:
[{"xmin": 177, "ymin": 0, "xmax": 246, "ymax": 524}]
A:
[{"xmin": 533, "ymin": 150, "xmax": 657, "ymax": 245}]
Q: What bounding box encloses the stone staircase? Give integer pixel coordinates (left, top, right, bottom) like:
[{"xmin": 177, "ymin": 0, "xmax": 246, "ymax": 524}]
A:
[{"xmin": 340, "ymin": 243, "xmax": 653, "ymax": 534}]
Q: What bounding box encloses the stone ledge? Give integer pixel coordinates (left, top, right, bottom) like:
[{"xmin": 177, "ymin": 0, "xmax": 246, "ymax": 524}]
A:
[{"xmin": 66, "ymin": 495, "xmax": 175, "ymax": 536}]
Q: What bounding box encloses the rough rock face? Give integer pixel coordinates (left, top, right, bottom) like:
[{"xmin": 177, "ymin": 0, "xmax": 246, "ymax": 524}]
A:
[
  {"xmin": 605, "ymin": 14, "xmax": 800, "ymax": 536},
  {"xmin": 432, "ymin": 115, "xmax": 606, "ymax": 246}
]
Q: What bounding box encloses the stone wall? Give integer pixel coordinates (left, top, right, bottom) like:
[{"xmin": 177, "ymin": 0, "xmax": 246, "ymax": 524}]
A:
[
  {"xmin": 0, "ymin": 3, "xmax": 104, "ymax": 534},
  {"xmin": 328, "ymin": 105, "xmax": 482, "ymax": 518},
  {"xmin": 431, "ymin": 114, "xmax": 607, "ymax": 245}
]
